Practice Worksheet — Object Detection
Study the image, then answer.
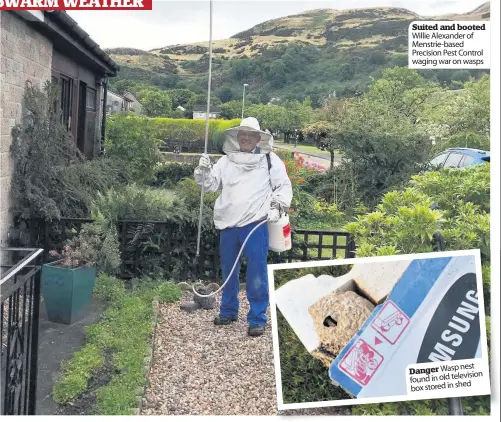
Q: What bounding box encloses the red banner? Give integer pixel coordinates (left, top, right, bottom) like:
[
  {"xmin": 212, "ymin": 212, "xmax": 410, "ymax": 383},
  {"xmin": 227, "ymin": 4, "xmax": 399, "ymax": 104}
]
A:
[{"xmin": 0, "ymin": 0, "xmax": 152, "ymax": 10}]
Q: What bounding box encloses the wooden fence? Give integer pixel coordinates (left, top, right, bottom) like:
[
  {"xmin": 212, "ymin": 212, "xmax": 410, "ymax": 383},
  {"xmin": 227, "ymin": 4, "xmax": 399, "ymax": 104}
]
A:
[{"xmin": 17, "ymin": 218, "xmax": 356, "ymax": 282}]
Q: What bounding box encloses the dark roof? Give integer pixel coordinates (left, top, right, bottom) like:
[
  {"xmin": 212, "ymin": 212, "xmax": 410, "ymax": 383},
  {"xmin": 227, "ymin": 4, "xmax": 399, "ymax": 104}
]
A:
[
  {"xmin": 45, "ymin": 11, "xmax": 119, "ymax": 76},
  {"xmin": 193, "ymin": 104, "xmax": 221, "ymax": 112}
]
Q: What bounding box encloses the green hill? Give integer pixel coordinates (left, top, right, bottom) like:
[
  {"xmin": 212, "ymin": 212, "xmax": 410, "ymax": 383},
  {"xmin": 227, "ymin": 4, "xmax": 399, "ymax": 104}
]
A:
[{"xmin": 106, "ymin": 3, "xmax": 490, "ymax": 107}]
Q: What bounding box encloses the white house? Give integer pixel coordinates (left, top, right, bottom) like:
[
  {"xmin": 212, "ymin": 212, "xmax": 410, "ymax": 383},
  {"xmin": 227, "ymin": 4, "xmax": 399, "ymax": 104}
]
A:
[{"xmin": 192, "ymin": 104, "xmax": 221, "ymax": 120}]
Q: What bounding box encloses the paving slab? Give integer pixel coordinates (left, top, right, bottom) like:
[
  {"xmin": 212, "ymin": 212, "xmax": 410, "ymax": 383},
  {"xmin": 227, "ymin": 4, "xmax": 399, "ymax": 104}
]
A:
[{"xmin": 35, "ymin": 297, "xmax": 106, "ymax": 415}]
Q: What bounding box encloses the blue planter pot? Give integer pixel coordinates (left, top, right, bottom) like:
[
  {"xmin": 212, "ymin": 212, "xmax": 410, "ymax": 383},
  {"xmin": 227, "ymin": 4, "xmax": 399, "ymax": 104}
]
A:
[{"xmin": 41, "ymin": 261, "xmax": 97, "ymax": 325}]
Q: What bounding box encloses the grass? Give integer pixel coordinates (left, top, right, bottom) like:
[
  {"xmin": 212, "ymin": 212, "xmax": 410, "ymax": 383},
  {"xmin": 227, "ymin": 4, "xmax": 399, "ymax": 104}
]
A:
[
  {"xmin": 53, "ymin": 344, "xmax": 104, "ymax": 404},
  {"xmin": 272, "ymin": 266, "xmax": 352, "ymax": 405},
  {"xmin": 274, "ymin": 141, "xmax": 344, "ymax": 158},
  {"xmin": 52, "ymin": 274, "xmax": 182, "ymax": 415},
  {"xmin": 294, "ymin": 232, "xmax": 348, "ymax": 259}
]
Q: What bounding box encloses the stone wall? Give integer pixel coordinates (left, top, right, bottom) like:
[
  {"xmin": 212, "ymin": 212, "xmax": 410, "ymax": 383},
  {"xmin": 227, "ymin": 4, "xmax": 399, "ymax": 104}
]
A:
[{"xmin": 0, "ymin": 11, "xmax": 53, "ymax": 246}]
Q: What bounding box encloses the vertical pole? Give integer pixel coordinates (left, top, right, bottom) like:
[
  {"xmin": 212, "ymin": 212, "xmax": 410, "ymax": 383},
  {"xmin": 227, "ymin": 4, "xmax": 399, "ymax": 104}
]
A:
[
  {"xmin": 241, "ymin": 84, "xmax": 246, "ymax": 119},
  {"xmin": 196, "ymin": 0, "xmax": 213, "ymax": 257},
  {"xmin": 100, "ymin": 76, "xmax": 108, "ymax": 156}
]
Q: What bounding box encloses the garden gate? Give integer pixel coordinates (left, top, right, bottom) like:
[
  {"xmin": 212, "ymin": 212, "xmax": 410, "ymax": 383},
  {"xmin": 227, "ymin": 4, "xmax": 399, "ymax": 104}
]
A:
[{"xmin": 1, "ymin": 248, "xmax": 43, "ymax": 415}]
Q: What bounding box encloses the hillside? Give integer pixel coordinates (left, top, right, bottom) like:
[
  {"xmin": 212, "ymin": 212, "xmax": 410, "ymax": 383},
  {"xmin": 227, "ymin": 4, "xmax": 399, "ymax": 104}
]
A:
[{"xmin": 106, "ymin": 2, "xmax": 490, "ymax": 107}]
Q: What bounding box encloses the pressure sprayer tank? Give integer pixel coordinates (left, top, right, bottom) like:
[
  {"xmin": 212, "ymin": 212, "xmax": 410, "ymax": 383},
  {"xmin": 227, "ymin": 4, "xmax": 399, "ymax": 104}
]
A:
[{"xmin": 268, "ymin": 214, "xmax": 292, "ymax": 253}]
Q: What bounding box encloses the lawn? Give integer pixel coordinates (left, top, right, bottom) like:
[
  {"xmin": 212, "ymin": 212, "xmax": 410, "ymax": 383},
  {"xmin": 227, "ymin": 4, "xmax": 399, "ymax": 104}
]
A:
[
  {"xmin": 294, "ymin": 232, "xmax": 348, "ymax": 260},
  {"xmin": 273, "ymin": 141, "xmax": 343, "ymax": 158}
]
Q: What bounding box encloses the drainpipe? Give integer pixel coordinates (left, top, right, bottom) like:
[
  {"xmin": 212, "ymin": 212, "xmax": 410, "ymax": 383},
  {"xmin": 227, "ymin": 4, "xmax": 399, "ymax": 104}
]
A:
[{"xmin": 101, "ymin": 75, "xmax": 109, "ymax": 155}]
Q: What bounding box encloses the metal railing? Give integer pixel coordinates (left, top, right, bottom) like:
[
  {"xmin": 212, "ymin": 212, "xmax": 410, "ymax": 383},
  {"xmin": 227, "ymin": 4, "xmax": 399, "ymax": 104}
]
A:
[{"xmin": 1, "ymin": 248, "xmax": 43, "ymax": 415}]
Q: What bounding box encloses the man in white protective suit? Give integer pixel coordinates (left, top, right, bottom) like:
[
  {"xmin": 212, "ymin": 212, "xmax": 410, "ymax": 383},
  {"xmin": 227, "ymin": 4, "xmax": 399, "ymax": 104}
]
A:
[{"xmin": 194, "ymin": 117, "xmax": 293, "ymax": 337}]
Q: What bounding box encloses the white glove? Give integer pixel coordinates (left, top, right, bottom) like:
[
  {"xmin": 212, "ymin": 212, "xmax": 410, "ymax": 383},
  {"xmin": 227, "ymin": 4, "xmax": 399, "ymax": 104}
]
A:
[
  {"xmin": 198, "ymin": 153, "xmax": 212, "ymax": 170},
  {"xmin": 268, "ymin": 203, "xmax": 281, "ymax": 222}
]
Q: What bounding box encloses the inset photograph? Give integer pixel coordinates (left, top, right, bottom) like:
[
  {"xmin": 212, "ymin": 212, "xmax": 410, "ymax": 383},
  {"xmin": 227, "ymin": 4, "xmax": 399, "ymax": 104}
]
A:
[{"xmin": 268, "ymin": 250, "xmax": 491, "ymax": 410}]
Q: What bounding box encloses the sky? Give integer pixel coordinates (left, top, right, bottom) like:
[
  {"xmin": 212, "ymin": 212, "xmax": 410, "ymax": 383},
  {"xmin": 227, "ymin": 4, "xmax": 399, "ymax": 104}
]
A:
[{"xmin": 68, "ymin": 0, "xmax": 488, "ymax": 51}]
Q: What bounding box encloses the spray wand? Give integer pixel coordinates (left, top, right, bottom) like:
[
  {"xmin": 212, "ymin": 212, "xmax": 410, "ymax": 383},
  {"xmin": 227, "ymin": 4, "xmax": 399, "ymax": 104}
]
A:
[{"xmin": 194, "ymin": 0, "xmax": 214, "ymax": 263}]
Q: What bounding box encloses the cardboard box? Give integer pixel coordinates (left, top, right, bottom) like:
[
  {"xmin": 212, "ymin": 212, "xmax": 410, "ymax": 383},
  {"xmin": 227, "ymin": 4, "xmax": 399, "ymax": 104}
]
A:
[{"xmin": 328, "ymin": 255, "xmax": 482, "ymax": 398}]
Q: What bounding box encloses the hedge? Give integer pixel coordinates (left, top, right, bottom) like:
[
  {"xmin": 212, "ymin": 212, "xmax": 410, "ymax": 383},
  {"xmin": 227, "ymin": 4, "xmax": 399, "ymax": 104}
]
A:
[{"xmin": 150, "ymin": 118, "xmax": 241, "ymax": 143}]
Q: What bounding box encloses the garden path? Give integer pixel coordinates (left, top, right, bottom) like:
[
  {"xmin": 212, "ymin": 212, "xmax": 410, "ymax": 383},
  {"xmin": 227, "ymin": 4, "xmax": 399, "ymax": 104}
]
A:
[{"xmin": 141, "ymin": 291, "xmax": 349, "ymax": 416}]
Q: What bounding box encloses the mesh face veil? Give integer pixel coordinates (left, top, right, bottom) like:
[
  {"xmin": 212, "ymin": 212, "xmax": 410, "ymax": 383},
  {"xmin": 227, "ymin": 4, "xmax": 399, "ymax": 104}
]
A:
[{"xmin": 222, "ymin": 117, "xmax": 274, "ymax": 155}]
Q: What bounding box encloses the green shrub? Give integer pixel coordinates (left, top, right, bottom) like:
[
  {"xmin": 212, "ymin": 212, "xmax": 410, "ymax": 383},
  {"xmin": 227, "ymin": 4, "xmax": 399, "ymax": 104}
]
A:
[
  {"xmin": 105, "ymin": 114, "xmax": 163, "ymax": 184},
  {"xmin": 156, "ymin": 282, "xmax": 182, "ymax": 303},
  {"xmin": 55, "ymin": 217, "xmax": 121, "ymax": 276},
  {"xmin": 91, "ymin": 184, "xmax": 187, "ymax": 222},
  {"xmin": 347, "ymin": 165, "xmax": 490, "ymax": 259},
  {"xmin": 346, "ymin": 164, "xmax": 491, "ymax": 415},
  {"xmin": 151, "ymin": 162, "xmax": 197, "ymax": 188},
  {"xmin": 94, "ymin": 274, "xmax": 126, "ymax": 302},
  {"xmin": 53, "ymin": 158, "xmax": 135, "ymax": 217},
  {"xmin": 150, "ymin": 117, "xmax": 240, "ymax": 150},
  {"xmin": 411, "ymin": 163, "xmax": 490, "ymax": 214},
  {"xmin": 10, "ymin": 82, "xmax": 129, "ymax": 220}
]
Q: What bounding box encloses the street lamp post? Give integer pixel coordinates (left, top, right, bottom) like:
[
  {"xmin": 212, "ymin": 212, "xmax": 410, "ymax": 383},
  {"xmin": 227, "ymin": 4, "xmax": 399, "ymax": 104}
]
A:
[{"xmin": 241, "ymin": 83, "xmax": 249, "ymax": 119}]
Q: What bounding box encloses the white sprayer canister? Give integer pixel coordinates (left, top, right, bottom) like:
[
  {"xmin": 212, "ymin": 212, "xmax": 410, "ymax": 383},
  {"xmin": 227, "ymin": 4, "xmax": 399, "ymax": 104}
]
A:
[{"xmin": 268, "ymin": 214, "xmax": 292, "ymax": 253}]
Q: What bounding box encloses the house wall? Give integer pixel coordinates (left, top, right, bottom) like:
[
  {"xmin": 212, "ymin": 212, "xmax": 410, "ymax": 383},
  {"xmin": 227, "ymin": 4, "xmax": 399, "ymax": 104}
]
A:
[
  {"xmin": 123, "ymin": 92, "xmax": 143, "ymax": 116},
  {"xmin": 0, "ymin": 11, "xmax": 53, "ymax": 246},
  {"xmin": 106, "ymin": 91, "xmax": 126, "ymax": 114},
  {"xmin": 193, "ymin": 111, "xmax": 221, "ymax": 120}
]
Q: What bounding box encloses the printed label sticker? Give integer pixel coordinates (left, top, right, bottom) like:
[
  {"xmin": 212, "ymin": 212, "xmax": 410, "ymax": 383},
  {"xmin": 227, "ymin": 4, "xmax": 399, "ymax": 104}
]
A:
[
  {"xmin": 370, "ymin": 300, "xmax": 410, "ymax": 344},
  {"xmin": 338, "ymin": 338, "xmax": 384, "ymax": 386}
]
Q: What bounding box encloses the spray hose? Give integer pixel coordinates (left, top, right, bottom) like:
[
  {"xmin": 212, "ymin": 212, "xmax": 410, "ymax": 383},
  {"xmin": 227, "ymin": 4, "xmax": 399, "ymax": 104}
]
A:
[{"xmin": 192, "ymin": 219, "xmax": 269, "ymax": 298}]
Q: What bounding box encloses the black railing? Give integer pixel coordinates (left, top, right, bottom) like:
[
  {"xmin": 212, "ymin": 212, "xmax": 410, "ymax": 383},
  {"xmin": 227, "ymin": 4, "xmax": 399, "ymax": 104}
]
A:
[
  {"xmin": 1, "ymin": 248, "xmax": 43, "ymax": 416},
  {"xmin": 14, "ymin": 218, "xmax": 355, "ymax": 282}
]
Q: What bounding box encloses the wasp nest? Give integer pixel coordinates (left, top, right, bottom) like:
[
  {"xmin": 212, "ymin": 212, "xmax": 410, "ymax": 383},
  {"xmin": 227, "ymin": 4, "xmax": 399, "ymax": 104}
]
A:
[{"xmin": 308, "ymin": 290, "xmax": 374, "ymax": 367}]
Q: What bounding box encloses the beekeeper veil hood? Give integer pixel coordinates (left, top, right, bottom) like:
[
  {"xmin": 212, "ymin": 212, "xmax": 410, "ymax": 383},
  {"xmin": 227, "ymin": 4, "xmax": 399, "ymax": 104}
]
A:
[{"xmin": 222, "ymin": 117, "xmax": 273, "ymax": 154}]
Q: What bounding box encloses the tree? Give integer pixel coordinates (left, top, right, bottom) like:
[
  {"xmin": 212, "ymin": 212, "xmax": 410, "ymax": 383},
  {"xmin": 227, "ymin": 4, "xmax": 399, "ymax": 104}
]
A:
[
  {"xmin": 281, "ymin": 98, "xmax": 314, "ymax": 143},
  {"xmin": 365, "ymin": 67, "xmax": 443, "ymax": 119},
  {"xmin": 269, "ymin": 60, "xmax": 287, "ymax": 88},
  {"xmin": 186, "ymin": 93, "xmax": 222, "ymax": 111},
  {"xmin": 246, "ymin": 103, "xmax": 286, "ymax": 135},
  {"xmin": 220, "ymin": 100, "xmax": 243, "ymax": 120},
  {"xmin": 448, "ymin": 75, "xmax": 490, "ymax": 135},
  {"xmin": 216, "ymin": 85, "xmax": 234, "ymax": 103},
  {"xmin": 330, "ymin": 97, "xmax": 432, "ymax": 204},
  {"xmin": 166, "ymin": 88, "xmax": 196, "ymax": 108},
  {"xmin": 302, "ymin": 120, "xmax": 336, "ymax": 168},
  {"xmin": 141, "ymin": 89, "xmax": 173, "ymax": 117}
]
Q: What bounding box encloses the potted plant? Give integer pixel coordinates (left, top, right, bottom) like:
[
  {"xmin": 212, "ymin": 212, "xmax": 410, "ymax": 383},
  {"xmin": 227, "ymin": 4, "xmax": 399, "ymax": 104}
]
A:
[{"xmin": 41, "ymin": 219, "xmax": 121, "ymax": 324}]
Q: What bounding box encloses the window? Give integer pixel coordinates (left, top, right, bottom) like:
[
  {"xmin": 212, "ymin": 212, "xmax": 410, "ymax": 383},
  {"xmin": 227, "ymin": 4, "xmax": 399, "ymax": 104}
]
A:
[
  {"xmin": 86, "ymin": 87, "xmax": 96, "ymax": 111},
  {"xmin": 429, "ymin": 152, "xmax": 449, "ymax": 168},
  {"xmin": 459, "ymin": 154, "xmax": 475, "ymax": 168},
  {"xmin": 59, "ymin": 76, "xmax": 73, "ymax": 131},
  {"xmin": 443, "ymin": 153, "xmax": 463, "ymax": 168}
]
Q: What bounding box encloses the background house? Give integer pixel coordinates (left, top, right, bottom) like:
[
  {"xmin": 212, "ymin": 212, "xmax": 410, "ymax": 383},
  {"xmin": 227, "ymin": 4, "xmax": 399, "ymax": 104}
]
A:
[
  {"xmin": 123, "ymin": 91, "xmax": 143, "ymax": 115},
  {"xmin": 0, "ymin": 10, "xmax": 119, "ymax": 247},
  {"xmin": 106, "ymin": 90, "xmax": 143, "ymax": 115},
  {"xmin": 192, "ymin": 104, "xmax": 221, "ymax": 120},
  {"xmin": 106, "ymin": 90, "xmax": 132, "ymax": 114}
]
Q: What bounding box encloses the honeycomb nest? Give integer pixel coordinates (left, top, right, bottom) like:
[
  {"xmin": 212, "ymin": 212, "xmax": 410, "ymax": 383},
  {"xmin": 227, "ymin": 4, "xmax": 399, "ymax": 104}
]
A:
[{"xmin": 308, "ymin": 290, "xmax": 375, "ymax": 367}]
